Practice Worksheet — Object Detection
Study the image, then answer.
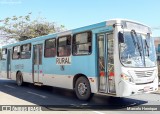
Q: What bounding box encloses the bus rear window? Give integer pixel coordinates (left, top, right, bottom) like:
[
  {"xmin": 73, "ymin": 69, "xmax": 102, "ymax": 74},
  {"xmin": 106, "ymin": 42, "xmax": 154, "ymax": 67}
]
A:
[
  {"xmin": 44, "ymin": 38, "xmax": 56, "ymax": 57},
  {"xmin": 57, "ymin": 35, "xmax": 71, "ymax": 57},
  {"xmin": 72, "ymin": 31, "xmax": 92, "ymax": 55},
  {"xmin": 21, "ymin": 43, "xmax": 31, "ymax": 59}
]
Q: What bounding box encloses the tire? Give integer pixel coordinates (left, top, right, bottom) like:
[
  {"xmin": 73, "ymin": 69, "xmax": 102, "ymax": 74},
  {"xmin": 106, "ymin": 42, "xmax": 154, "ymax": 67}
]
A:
[
  {"xmin": 16, "ymin": 72, "xmax": 23, "ymax": 86},
  {"xmin": 75, "ymin": 77, "xmax": 92, "ymax": 100}
]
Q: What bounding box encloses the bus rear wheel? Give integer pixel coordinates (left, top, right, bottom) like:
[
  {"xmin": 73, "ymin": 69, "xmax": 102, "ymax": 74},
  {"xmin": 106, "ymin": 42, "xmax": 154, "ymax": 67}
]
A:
[
  {"xmin": 16, "ymin": 72, "xmax": 23, "ymax": 86},
  {"xmin": 75, "ymin": 77, "xmax": 92, "ymax": 100}
]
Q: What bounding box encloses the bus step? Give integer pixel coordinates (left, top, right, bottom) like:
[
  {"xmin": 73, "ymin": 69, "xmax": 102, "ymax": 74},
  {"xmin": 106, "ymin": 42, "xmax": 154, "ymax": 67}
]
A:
[
  {"xmin": 34, "ymin": 82, "xmax": 43, "ymax": 86},
  {"xmin": 97, "ymin": 92, "xmax": 116, "ymax": 97}
]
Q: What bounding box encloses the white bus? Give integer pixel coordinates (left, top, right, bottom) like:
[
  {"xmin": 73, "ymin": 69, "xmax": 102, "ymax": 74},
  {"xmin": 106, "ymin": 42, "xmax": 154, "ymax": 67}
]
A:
[{"xmin": 0, "ymin": 19, "xmax": 159, "ymax": 100}]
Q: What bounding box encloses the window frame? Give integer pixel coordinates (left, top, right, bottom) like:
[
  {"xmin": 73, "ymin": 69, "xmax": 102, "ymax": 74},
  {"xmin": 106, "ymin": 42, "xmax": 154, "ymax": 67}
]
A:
[
  {"xmin": 44, "ymin": 38, "xmax": 57, "ymax": 58},
  {"xmin": 20, "ymin": 43, "xmax": 31, "ymax": 59},
  {"xmin": 72, "ymin": 31, "xmax": 92, "ymax": 56},
  {"xmin": 12, "ymin": 45, "xmax": 21, "ymax": 60},
  {"xmin": 57, "ymin": 35, "xmax": 71, "ymax": 57}
]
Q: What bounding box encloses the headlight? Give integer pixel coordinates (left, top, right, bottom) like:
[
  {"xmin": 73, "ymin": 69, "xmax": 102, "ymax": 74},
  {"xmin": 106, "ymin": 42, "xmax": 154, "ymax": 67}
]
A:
[{"xmin": 121, "ymin": 73, "xmax": 134, "ymax": 83}]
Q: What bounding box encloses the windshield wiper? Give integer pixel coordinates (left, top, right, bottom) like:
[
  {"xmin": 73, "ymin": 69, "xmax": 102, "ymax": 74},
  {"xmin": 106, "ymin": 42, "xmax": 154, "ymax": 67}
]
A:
[
  {"xmin": 130, "ymin": 30, "xmax": 142, "ymax": 58},
  {"xmin": 145, "ymin": 39, "xmax": 150, "ymax": 56},
  {"xmin": 145, "ymin": 33, "xmax": 151, "ymax": 57}
]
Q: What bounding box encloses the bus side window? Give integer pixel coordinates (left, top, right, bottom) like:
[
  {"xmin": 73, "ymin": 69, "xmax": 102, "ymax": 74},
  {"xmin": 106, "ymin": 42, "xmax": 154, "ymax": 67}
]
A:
[
  {"xmin": 1, "ymin": 48, "xmax": 7, "ymax": 60},
  {"xmin": 72, "ymin": 31, "xmax": 92, "ymax": 55},
  {"xmin": 21, "ymin": 43, "xmax": 31, "ymax": 59},
  {"xmin": 44, "ymin": 38, "xmax": 56, "ymax": 57},
  {"xmin": 57, "ymin": 35, "xmax": 71, "ymax": 57},
  {"xmin": 13, "ymin": 46, "xmax": 20, "ymax": 59}
]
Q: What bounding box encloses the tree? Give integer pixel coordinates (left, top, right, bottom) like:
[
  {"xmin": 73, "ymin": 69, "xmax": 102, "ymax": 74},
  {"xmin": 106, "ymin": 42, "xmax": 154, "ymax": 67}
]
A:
[{"xmin": 0, "ymin": 12, "xmax": 66, "ymax": 41}]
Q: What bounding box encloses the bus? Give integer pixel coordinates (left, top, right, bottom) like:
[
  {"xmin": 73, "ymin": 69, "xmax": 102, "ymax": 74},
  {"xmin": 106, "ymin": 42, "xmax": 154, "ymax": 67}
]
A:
[{"xmin": 0, "ymin": 19, "xmax": 159, "ymax": 100}]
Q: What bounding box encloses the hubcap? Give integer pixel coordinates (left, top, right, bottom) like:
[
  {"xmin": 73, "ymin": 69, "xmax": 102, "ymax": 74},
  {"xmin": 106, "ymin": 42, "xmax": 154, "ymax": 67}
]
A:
[{"xmin": 78, "ymin": 83, "xmax": 87, "ymax": 96}]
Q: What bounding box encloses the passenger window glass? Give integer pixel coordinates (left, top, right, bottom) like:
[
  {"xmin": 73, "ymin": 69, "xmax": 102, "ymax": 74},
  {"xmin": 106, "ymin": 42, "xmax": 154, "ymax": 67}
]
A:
[
  {"xmin": 21, "ymin": 44, "xmax": 31, "ymax": 59},
  {"xmin": 75, "ymin": 33, "xmax": 88, "ymax": 44},
  {"xmin": 107, "ymin": 34, "xmax": 114, "ymax": 75},
  {"xmin": 45, "ymin": 38, "xmax": 56, "ymax": 57},
  {"xmin": 1, "ymin": 48, "xmax": 7, "ymax": 60},
  {"xmin": 13, "ymin": 46, "xmax": 20, "ymax": 59},
  {"xmin": 39, "ymin": 45, "xmax": 42, "ymax": 64},
  {"xmin": 57, "ymin": 36, "xmax": 71, "ymax": 57},
  {"xmin": 73, "ymin": 32, "xmax": 92, "ymax": 55},
  {"xmin": 98, "ymin": 35, "xmax": 105, "ymax": 71},
  {"xmin": 34, "ymin": 45, "xmax": 38, "ymax": 65}
]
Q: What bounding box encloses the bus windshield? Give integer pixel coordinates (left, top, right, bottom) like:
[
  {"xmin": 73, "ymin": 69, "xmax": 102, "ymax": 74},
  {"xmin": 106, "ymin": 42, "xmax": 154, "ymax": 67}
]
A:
[{"xmin": 119, "ymin": 31, "xmax": 156, "ymax": 67}]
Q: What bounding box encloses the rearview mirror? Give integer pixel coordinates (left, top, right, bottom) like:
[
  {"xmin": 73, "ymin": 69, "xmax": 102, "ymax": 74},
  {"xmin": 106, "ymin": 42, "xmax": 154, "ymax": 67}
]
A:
[{"xmin": 118, "ymin": 32, "xmax": 124, "ymax": 43}]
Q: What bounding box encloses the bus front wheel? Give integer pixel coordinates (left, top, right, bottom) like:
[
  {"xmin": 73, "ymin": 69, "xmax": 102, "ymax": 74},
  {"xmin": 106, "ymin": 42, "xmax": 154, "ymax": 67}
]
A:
[
  {"xmin": 16, "ymin": 72, "xmax": 23, "ymax": 86},
  {"xmin": 75, "ymin": 77, "xmax": 92, "ymax": 100}
]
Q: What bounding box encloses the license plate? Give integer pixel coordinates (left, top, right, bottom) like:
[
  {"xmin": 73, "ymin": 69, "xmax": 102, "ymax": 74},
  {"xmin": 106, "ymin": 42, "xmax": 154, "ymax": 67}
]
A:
[{"xmin": 144, "ymin": 86, "xmax": 150, "ymax": 92}]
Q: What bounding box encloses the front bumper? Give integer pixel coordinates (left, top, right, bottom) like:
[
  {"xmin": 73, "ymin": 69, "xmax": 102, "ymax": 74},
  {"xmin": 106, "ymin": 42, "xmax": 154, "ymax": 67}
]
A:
[{"xmin": 117, "ymin": 79, "xmax": 159, "ymax": 97}]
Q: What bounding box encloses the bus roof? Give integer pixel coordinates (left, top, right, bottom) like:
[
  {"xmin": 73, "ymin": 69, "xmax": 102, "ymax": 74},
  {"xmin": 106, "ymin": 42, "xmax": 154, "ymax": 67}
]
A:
[
  {"xmin": 2, "ymin": 19, "xmax": 150, "ymax": 48},
  {"xmin": 106, "ymin": 18, "xmax": 150, "ymax": 28}
]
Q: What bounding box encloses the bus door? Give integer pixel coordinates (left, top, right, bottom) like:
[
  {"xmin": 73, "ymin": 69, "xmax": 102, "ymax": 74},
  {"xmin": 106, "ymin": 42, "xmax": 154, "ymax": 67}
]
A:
[
  {"xmin": 97, "ymin": 33, "xmax": 115, "ymax": 94},
  {"xmin": 33, "ymin": 44, "xmax": 43, "ymax": 83},
  {"xmin": 7, "ymin": 49, "xmax": 11, "ymax": 79}
]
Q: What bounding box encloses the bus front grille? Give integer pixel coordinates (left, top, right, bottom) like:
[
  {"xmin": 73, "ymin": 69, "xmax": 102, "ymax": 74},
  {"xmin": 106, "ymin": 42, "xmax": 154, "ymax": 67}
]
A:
[
  {"xmin": 135, "ymin": 81, "xmax": 153, "ymax": 85},
  {"xmin": 135, "ymin": 70, "xmax": 154, "ymax": 77}
]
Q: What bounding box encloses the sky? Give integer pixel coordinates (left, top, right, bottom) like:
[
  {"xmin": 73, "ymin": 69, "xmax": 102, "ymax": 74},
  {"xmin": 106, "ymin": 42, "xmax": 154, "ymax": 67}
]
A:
[{"xmin": 0, "ymin": 0, "xmax": 160, "ymax": 37}]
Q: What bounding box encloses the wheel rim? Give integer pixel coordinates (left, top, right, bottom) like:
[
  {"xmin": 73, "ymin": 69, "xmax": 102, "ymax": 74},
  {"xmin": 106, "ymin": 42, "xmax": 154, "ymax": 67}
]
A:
[{"xmin": 78, "ymin": 82, "xmax": 87, "ymax": 96}]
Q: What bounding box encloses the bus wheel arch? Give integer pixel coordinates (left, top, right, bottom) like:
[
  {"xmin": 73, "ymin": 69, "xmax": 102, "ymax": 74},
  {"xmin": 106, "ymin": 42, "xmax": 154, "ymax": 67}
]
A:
[
  {"xmin": 16, "ymin": 71, "xmax": 24, "ymax": 86},
  {"xmin": 73, "ymin": 74, "xmax": 93, "ymax": 100}
]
